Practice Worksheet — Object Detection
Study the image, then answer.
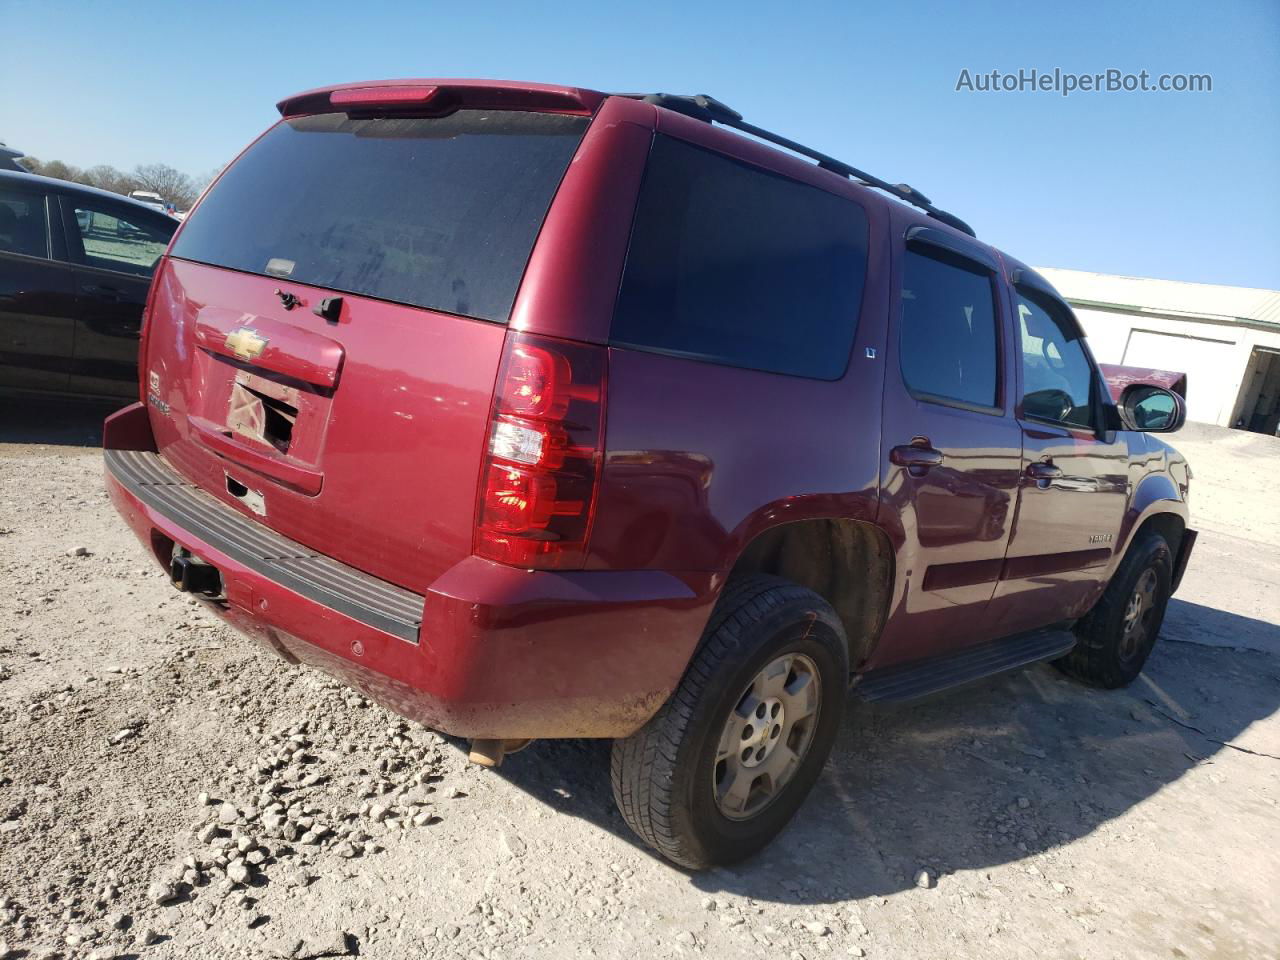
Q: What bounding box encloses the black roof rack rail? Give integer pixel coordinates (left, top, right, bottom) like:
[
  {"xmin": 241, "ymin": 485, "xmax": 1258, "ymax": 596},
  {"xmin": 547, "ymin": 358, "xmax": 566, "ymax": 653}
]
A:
[{"xmin": 620, "ymin": 92, "xmax": 976, "ymax": 238}]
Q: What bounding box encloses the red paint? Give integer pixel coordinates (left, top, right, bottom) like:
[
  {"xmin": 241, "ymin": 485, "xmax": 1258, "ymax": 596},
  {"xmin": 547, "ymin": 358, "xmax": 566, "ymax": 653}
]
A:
[
  {"xmin": 1099, "ymin": 363, "xmax": 1187, "ymax": 402},
  {"xmin": 105, "ymin": 80, "xmax": 1194, "ymax": 739},
  {"xmin": 276, "ymin": 78, "xmax": 605, "ymax": 120},
  {"xmin": 187, "ymin": 415, "xmax": 325, "ymax": 495}
]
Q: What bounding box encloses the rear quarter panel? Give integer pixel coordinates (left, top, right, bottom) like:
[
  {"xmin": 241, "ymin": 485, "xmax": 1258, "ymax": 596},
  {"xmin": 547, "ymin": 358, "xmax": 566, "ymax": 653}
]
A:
[{"xmin": 580, "ymin": 112, "xmax": 895, "ymax": 574}]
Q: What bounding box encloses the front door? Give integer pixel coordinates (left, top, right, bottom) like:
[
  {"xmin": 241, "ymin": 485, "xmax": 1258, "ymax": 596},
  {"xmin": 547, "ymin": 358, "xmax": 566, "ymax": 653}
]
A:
[
  {"xmin": 0, "ymin": 184, "xmax": 77, "ymax": 393},
  {"xmin": 986, "ymin": 281, "xmax": 1129, "ymax": 637},
  {"xmin": 871, "ymin": 227, "xmax": 1023, "ymax": 669}
]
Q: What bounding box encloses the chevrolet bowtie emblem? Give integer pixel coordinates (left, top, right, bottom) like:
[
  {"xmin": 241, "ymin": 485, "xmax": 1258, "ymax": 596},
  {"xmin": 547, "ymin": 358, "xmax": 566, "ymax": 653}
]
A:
[{"xmin": 224, "ymin": 327, "xmax": 268, "ymax": 361}]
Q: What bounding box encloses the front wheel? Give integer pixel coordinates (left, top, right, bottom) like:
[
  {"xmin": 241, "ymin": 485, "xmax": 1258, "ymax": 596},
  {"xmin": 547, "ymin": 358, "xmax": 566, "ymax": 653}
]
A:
[
  {"xmin": 1057, "ymin": 531, "xmax": 1174, "ymax": 688},
  {"xmin": 610, "ymin": 575, "xmax": 848, "ymax": 869}
]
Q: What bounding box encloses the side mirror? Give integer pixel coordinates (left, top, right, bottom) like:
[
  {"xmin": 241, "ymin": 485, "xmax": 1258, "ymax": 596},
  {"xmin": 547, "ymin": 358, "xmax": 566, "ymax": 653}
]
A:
[{"xmin": 1117, "ymin": 385, "xmax": 1186, "ymax": 433}]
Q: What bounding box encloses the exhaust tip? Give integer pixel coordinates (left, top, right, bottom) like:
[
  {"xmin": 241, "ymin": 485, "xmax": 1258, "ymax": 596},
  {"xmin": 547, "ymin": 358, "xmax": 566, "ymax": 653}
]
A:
[{"xmin": 468, "ymin": 738, "xmax": 535, "ymax": 767}]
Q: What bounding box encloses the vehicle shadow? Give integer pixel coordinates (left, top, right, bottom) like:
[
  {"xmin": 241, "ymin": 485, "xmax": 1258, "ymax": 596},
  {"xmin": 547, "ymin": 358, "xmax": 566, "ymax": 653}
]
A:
[
  {"xmin": 1162, "ymin": 596, "xmax": 1280, "ymax": 655},
  {"xmin": 0, "ymin": 396, "xmax": 123, "ymax": 448},
  {"xmin": 488, "ymin": 602, "xmax": 1280, "ymax": 904}
]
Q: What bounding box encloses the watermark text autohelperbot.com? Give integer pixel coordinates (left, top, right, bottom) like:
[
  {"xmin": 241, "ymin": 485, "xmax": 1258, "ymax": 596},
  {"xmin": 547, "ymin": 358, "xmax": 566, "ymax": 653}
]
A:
[{"xmin": 956, "ymin": 68, "xmax": 1212, "ymax": 97}]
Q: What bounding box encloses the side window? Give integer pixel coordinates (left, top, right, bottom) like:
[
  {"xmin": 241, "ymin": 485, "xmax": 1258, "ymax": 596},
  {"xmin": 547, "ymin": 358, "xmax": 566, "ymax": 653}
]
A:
[
  {"xmin": 0, "ymin": 187, "xmax": 50, "ymax": 259},
  {"xmin": 899, "ymin": 247, "xmax": 999, "ymax": 409},
  {"xmin": 67, "ymin": 199, "xmax": 174, "ymax": 277},
  {"xmin": 1016, "ymin": 293, "xmax": 1096, "ymax": 429},
  {"xmin": 612, "ymin": 135, "xmax": 869, "ymax": 380}
]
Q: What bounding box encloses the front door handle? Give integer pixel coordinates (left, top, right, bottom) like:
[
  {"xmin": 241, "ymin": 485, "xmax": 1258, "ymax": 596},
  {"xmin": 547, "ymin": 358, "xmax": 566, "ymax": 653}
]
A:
[
  {"xmin": 891, "ymin": 441, "xmax": 944, "ymax": 475},
  {"xmin": 1026, "ymin": 461, "xmax": 1064, "ymax": 487}
]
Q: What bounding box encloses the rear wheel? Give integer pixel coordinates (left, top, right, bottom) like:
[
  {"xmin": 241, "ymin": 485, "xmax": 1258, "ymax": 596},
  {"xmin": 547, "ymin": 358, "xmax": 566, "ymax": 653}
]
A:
[
  {"xmin": 1057, "ymin": 531, "xmax": 1174, "ymax": 688},
  {"xmin": 610, "ymin": 575, "xmax": 848, "ymax": 869}
]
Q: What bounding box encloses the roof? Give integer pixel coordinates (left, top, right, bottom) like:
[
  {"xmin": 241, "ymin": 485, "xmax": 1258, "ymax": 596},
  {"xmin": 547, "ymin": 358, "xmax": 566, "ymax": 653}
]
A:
[
  {"xmin": 273, "ymin": 79, "xmax": 976, "ymax": 240},
  {"xmin": 0, "ymin": 168, "xmax": 172, "ymax": 214},
  {"xmin": 1035, "ymin": 266, "xmax": 1280, "ymax": 331}
]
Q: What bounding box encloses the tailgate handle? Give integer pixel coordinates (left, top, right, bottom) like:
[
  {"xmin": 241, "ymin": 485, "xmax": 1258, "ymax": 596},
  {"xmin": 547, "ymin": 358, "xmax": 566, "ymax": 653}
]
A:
[
  {"xmin": 188, "ymin": 415, "xmax": 324, "ymax": 496},
  {"xmin": 194, "ymin": 310, "xmax": 345, "ymax": 389}
]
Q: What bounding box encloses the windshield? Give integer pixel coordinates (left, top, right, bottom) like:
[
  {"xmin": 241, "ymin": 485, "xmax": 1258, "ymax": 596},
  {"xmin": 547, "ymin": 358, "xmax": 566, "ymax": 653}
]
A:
[{"xmin": 170, "ymin": 109, "xmax": 588, "ymax": 324}]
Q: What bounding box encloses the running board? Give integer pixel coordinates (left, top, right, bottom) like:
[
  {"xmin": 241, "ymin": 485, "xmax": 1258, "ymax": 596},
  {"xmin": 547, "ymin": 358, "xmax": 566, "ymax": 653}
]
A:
[{"xmin": 856, "ymin": 628, "xmax": 1076, "ymax": 703}]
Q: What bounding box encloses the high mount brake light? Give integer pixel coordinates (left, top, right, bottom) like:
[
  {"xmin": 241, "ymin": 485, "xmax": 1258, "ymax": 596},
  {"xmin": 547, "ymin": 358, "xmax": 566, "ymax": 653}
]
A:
[
  {"xmin": 475, "ymin": 332, "xmax": 606, "ymax": 569},
  {"xmin": 329, "ymin": 85, "xmax": 439, "ymax": 108}
]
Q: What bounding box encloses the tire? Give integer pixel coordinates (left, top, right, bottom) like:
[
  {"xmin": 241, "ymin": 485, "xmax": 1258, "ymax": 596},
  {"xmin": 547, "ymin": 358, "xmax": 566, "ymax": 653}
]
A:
[
  {"xmin": 1057, "ymin": 531, "xmax": 1174, "ymax": 688},
  {"xmin": 610, "ymin": 574, "xmax": 849, "ymax": 869}
]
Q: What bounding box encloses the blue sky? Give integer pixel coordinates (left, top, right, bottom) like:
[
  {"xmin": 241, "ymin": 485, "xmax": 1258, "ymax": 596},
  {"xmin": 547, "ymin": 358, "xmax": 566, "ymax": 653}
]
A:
[{"xmin": 3, "ymin": 0, "xmax": 1276, "ymax": 288}]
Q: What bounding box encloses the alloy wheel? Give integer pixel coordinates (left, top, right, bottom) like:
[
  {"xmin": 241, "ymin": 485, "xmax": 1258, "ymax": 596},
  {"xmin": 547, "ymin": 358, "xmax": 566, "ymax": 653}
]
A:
[
  {"xmin": 1120, "ymin": 567, "xmax": 1158, "ymax": 661},
  {"xmin": 713, "ymin": 653, "xmax": 822, "ymax": 821}
]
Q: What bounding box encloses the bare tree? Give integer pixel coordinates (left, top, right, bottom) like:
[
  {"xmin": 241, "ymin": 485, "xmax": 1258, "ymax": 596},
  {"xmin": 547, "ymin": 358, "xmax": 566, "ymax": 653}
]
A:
[
  {"xmin": 16, "ymin": 155, "xmax": 203, "ymax": 207},
  {"xmin": 23, "ymin": 158, "xmax": 86, "ymax": 183},
  {"xmin": 131, "ymin": 163, "xmax": 198, "ymax": 208},
  {"xmin": 82, "ymin": 164, "xmax": 139, "ymax": 196},
  {"xmin": 195, "ymin": 166, "xmax": 225, "ymax": 195}
]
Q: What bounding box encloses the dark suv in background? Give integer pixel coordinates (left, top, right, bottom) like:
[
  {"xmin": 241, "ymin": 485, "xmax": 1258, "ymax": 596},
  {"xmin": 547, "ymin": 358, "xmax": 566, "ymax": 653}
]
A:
[
  {"xmin": 0, "ymin": 169, "xmax": 177, "ymax": 399},
  {"xmin": 102, "ymin": 80, "xmax": 1194, "ymax": 869}
]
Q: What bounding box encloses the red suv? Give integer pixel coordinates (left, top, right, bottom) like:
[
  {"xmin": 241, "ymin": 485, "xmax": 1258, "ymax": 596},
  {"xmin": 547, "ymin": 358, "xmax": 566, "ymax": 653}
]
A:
[{"xmin": 104, "ymin": 80, "xmax": 1195, "ymax": 869}]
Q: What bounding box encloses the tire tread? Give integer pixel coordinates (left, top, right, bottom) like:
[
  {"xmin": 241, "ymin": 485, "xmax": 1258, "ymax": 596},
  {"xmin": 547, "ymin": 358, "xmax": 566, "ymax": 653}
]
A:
[{"xmin": 610, "ymin": 575, "xmax": 831, "ymax": 867}]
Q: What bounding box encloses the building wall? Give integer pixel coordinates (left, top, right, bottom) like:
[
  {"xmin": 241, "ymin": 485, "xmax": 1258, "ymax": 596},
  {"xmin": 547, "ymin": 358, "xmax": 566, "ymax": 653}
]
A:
[
  {"xmin": 1075, "ymin": 308, "xmax": 1280, "ymax": 426},
  {"xmin": 1036, "ymin": 267, "xmax": 1280, "ymax": 431}
]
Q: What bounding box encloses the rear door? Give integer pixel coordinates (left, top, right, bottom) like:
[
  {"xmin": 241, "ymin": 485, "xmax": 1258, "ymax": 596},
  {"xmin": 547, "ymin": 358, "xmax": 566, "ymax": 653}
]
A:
[
  {"xmin": 59, "ymin": 193, "xmax": 176, "ymax": 397},
  {"xmin": 871, "ymin": 226, "xmax": 1024, "ymax": 667},
  {"xmin": 145, "ymin": 105, "xmax": 589, "ymax": 594},
  {"xmin": 0, "ymin": 181, "xmax": 77, "ymax": 393},
  {"xmin": 985, "ymin": 278, "xmax": 1128, "ymax": 636}
]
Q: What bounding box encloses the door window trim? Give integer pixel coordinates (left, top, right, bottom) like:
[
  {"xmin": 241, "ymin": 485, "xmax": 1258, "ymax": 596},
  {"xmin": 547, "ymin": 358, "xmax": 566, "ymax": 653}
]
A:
[
  {"xmin": 1012, "ymin": 281, "xmax": 1107, "ymax": 436},
  {"xmin": 900, "ymin": 230, "xmax": 1006, "ymax": 416},
  {"xmin": 0, "ymin": 185, "xmax": 53, "ymax": 261}
]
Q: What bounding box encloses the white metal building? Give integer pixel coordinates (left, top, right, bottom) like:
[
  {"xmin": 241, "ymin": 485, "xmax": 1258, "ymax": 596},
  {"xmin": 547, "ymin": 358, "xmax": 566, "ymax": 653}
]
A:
[{"xmin": 1036, "ymin": 267, "xmax": 1280, "ymax": 435}]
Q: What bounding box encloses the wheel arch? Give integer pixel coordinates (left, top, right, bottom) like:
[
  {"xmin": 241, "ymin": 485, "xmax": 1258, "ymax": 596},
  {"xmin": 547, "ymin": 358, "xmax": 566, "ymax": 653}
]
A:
[
  {"xmin": 1117, "ymin": 471, "xmax": 1188, "ymax": 567},
  {"xmin": 723, "ymin": 517, "xmax": 895, "ymax": 670}
]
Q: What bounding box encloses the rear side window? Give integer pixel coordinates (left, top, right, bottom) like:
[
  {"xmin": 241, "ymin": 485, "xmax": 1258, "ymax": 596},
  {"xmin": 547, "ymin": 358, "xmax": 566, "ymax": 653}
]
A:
[
  {"xmin": 0, "ymin": 187, "xmax": 49, "ymax": 259},
  {"xmin": 899, "ymin": 248, "xmax": 999, "ymax": 409},
  {"xmin": 612, "ymin": 135, "xmax": 868, "ymax": 380},
  {"xmin": 171, "ymin": 110, "xmax": 588, "ymax": 324},
  {"xmin": 67, "ymin": 198, "xmax": 174, "ymax": 277}
]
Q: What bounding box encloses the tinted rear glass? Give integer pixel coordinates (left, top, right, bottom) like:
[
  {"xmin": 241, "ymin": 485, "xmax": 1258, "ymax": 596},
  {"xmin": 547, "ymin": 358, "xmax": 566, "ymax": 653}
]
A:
[
  {"xmin": 612, "ymin": 135, "xmax": 869, "ymax": 380},
  {"xmin": 899, "ymin": 248, "xmax": 999, "ymax": 409},
  {"xmin": 171, "ymin": 110, "xmax": 588, "ymax": 323}
]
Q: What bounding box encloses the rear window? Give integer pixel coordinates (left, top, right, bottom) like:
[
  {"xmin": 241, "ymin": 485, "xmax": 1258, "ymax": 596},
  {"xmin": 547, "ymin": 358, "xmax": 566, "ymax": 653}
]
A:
[
  {"xmin": 170, "ymin": 110, "xmax": 588, "ymax": 324},
  {"xmin": 612, "ymin": 135, "xmax": 869, "ymax": 380}
]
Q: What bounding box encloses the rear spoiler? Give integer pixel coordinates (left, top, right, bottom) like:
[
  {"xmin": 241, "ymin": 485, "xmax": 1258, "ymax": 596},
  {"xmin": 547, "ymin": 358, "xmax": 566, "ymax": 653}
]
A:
[
  {"xmin": 276, "ymin": 79, "xmax": 605, "ymax": 119},
  {"xmin": 1099, "ymin": 363, "xmax": 1187, "ymax": 403}
]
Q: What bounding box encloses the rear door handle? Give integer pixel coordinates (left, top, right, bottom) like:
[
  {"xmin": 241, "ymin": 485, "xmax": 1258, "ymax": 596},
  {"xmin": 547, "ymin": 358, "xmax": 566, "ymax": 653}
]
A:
[
  {"xmin": 890, "ymin": 441, "xmax": 944, "ymax": 475},
  {"xmin": 82, "ymin": 284, "xmax": 124, "ymax": 302},
  {"xmin": 1025, "ymin": 461, "xmax": 1064, "ymax": 486}
]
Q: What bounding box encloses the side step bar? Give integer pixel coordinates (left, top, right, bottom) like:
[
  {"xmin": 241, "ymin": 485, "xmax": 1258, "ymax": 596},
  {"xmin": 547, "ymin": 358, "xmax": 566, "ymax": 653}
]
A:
[{"xmin": 856, "ymin": 628, "xmax": 1076, "ymax": 703}]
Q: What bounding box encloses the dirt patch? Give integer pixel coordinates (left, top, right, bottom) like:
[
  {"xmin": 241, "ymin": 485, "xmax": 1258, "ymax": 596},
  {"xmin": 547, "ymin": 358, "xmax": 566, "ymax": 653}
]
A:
[{"xmin": 1, "ymin": 407, "xmax": 1278, "ymax": 959}]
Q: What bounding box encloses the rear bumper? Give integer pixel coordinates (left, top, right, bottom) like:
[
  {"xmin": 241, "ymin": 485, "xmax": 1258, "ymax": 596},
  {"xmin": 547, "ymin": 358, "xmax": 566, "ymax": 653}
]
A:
[{"xmin": 103, "ymin": 403, "xmax": 712, "ymax": 739}]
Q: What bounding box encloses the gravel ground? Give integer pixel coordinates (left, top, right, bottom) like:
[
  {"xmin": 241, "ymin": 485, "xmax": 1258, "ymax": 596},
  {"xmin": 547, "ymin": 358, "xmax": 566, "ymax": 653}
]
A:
[{"xmin": 1, "ymin": 402, "xmax": 1278, "ymax": 960}]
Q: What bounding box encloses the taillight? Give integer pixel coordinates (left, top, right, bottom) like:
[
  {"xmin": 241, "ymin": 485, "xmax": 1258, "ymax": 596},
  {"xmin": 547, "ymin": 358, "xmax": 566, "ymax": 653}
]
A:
[
  {"xmin": 474, "ymin": 332, "xmax": 606, "ymax": 569},
  {"xmin": 329, "ymin": 85, "xmax": 439, "ymax": 109}
]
